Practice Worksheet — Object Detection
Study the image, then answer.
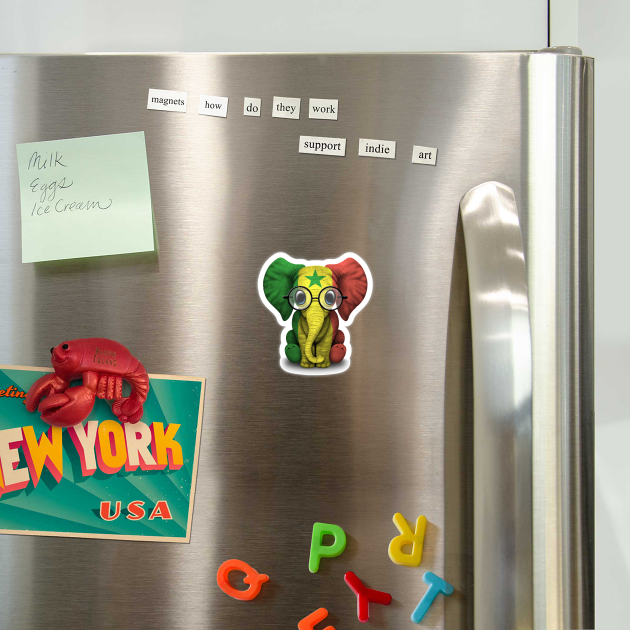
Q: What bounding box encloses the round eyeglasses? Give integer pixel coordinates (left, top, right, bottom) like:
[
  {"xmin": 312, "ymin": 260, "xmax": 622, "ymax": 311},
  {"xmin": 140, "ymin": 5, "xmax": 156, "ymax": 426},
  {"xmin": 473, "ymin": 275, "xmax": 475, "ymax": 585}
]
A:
[{"xmin": 284, "ymin": 286, "xmax": 347, "ymax": 311}]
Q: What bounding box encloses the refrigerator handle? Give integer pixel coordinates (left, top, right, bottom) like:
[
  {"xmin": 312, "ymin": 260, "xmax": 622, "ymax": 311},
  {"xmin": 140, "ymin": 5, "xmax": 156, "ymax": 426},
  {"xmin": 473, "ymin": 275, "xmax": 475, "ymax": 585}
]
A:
[{"xmin": 460, "ymin": 181, "xmax": 533, "ymax": 629}]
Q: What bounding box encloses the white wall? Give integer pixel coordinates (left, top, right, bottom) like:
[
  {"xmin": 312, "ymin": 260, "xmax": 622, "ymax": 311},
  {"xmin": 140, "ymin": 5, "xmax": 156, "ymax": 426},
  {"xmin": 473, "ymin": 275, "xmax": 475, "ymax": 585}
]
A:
[
  {"xmin": 577, "ymin": 1, "xmax": 629, "ymax": 627},
  {"xmin": 0, "ymin": 0, "xmax": 547, "ymax": 53}
]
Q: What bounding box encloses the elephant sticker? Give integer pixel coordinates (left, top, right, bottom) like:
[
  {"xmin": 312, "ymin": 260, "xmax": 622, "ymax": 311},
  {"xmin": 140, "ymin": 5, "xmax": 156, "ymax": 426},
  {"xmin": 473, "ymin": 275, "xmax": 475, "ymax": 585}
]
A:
[{"xmin": 258, "ymin": 253, "xmax": 372, "ymax": 375}]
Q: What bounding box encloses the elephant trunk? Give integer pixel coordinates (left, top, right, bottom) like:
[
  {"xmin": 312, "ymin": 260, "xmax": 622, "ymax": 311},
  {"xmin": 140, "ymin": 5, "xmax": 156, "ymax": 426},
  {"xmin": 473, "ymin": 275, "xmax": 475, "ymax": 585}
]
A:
[{"xmin": 305, "ymin": 310, "xmax": 325, "ymax": 363}]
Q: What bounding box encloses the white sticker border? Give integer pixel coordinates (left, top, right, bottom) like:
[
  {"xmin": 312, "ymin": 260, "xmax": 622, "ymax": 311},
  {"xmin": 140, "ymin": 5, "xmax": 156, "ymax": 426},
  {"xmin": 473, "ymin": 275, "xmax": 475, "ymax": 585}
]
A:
[{"xmin": 257, "ymin": 252, "xmax": 373, "ymax": 376}]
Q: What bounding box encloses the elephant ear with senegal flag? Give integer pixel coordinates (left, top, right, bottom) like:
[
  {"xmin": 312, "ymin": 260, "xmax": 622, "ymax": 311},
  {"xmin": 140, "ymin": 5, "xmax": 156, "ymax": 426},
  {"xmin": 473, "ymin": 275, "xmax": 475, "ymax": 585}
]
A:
[{"xmin": 261, "ymin": 254, "xmax": 370, "ymax": 371}]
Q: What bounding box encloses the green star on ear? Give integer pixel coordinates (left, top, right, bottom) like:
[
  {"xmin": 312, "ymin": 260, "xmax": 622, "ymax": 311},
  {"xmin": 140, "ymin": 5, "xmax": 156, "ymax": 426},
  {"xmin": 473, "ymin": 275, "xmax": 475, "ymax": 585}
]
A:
[{"xmin": 305, "ymin": 270, "xmax": 325, "ymax": 287}]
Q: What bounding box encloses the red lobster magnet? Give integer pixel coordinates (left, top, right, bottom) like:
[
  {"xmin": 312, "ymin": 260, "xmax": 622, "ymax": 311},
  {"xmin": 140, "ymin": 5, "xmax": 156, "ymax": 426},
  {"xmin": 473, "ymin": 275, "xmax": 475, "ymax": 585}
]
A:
[{"xmin": 26, "ymin": 338, "xmax": 149, "ymax": 428}]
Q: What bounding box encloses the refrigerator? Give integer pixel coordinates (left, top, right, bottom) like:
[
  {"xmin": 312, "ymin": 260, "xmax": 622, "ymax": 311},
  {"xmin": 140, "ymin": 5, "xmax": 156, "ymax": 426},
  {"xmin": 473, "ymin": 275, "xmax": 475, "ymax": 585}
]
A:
[{"xmin": 0, "ymin": 50, "xmax": 593, "ymax": 629}]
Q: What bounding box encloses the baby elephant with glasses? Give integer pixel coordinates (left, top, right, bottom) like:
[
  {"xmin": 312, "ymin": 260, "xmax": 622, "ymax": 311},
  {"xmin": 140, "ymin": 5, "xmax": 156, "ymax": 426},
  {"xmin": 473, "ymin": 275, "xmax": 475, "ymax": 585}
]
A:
[{"xmin": 262, "ymin": 256, "xmax": 369, "ymax": 368}]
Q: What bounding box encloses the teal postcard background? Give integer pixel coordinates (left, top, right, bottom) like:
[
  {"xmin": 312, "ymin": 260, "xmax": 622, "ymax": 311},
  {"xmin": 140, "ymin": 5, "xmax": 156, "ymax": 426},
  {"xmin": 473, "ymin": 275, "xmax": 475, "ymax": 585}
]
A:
[{"xmin": 0, "ymin": 367, "xmax": 204, "ymax": 542}]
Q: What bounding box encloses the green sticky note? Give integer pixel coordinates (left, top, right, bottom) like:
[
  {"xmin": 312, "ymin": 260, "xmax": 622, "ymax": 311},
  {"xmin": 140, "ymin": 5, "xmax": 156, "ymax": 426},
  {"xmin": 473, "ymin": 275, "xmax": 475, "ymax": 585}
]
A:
[{"xmin": 16, "ymin": 132, "xmax": 155, "ymax": 263}]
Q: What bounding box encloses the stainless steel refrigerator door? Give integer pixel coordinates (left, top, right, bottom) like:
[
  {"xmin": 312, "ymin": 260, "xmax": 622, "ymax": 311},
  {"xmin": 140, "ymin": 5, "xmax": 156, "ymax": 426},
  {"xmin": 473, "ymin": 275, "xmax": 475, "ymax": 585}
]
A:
[{"xmin": 0, "ymin": 52, "xmax": 593, "ymax": 629}]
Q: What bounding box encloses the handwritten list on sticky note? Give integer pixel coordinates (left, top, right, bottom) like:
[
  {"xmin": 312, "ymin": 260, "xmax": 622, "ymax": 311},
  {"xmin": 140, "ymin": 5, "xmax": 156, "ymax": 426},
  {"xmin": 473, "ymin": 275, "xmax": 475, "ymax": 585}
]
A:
[{"xmin": 16, "ymin": 132, "xmax": 154, "ymax": 263}]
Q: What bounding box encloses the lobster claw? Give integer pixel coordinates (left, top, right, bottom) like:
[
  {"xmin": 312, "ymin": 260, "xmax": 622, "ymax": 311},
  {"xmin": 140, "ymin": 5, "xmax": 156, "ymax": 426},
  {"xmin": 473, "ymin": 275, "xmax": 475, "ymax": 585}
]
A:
[
  {"xmin": 25, "ymin": 373, "xmax": 66, "ymax": 413},
  {"xmin": 112, "ymin": 398, "xmax": 144, "ymax": 424},
  {"xmin": 37, "ymin": 386, "xmax": 96, "ymax": 428}
]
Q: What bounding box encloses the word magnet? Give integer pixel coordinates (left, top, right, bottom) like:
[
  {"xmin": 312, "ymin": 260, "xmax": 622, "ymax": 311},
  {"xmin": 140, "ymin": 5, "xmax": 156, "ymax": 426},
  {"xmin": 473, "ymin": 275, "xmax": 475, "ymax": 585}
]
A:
[
  {"xmin": 216, "ymin": 559, "xmax": 269, "ymax": 601},
  {"xmin": 308, "ymin": 98, "xmax": 338, "ymax": 120},
  {"xmin": 358, "ymin": 138, "xmax": 396, "ymax": 159},
  {"xmin": 388, "ymin": 512, "xmax": 427, "ymax": 566},
  {"xmin": 309, "ymin": 522, "xmax": 346, "ymax": 573},
  {"xmin": 147, "ymin": 88, "xmax": 187, "ymax": 112},
  {"xmin": 244, "ymin": 97, "xmax": 261, "ymax": 116},
  {"xmin": 411, "ymin": 145, "xmax": 438, "ymax": 165},
  {"xmin": 299, "ymin": 136, "xmax": 346, "ymax": 157},
  {"xmin": 198, "ymin": 95, "xmax": 228, "ymax": 118},
  {"xmin": 272, "ymin": 96, "xmax": 300, "ymax": 119}
]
